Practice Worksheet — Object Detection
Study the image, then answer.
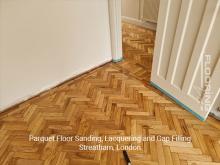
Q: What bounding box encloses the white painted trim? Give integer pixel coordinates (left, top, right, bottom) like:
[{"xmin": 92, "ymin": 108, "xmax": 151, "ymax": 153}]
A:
[
  {"xmin": 141, "ymin": 18, "xmax": 158, "ymax": 24},
  {"xmin": 108, "ymin": 0, "xmax": 123, "ymax": 61},
  {"xmin": 122, "ymin": 16, "xmax": 157, "ymax": 30}
]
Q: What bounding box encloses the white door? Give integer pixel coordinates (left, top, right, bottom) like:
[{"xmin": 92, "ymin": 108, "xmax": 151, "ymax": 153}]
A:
[{"xmin": 151, "ymin": 0, "xmax": 220, "ymax": 121}]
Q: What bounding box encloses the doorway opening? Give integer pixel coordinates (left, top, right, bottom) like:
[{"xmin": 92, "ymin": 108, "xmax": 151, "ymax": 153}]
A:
[{"xmin": 117, "ymin": 0, "xmax": 160, "ymax": 82}]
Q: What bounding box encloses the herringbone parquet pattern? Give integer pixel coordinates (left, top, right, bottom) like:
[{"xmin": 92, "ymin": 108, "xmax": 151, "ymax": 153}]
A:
[
  {"xmin": 119, "ymin": 22, "xmax": 156, "ymax": 82},
  {"xmin": 0, "ymin": 23, "xmax": 220, "ymax": 165}
]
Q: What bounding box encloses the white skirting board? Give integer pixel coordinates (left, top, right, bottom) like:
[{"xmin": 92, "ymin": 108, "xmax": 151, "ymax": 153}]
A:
[{"xmin": 122, "ymin": 16, "xmax": 157, "ymax": 31}]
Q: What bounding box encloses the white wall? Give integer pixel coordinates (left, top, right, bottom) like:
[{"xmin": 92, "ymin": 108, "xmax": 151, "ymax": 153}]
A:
[
  {"xmin": 142, "ymin": 0, "xmax": 160, "ymax": 23},
  {"xmin": 122, "ymin": 0, "xmax": 140, "ymax": 19},
  {"xmin": 122, "ymin": 0, "xmax": 159, "ymax": 23},
  {"xmin": 0, "ymin": 0, "xmax": 112, "ymax": 111}
]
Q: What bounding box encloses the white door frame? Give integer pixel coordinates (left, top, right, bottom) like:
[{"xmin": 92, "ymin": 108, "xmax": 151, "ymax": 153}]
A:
[{"xmin": 108, "ymin": 0, "xmax": 123, "ymax": 62}]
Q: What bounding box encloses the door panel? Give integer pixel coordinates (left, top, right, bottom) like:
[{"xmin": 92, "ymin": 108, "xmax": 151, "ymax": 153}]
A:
[
  {"xmin": 166, "ymin": 0, "xmax": 207, "ymax": 89},
  {"xmin": 151, "ymin": 0, "xmax": 220, "ymax": 121}
]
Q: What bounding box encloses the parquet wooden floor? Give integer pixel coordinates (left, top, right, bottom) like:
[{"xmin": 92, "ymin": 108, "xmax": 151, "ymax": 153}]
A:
[
  {"xmin": 119, "ymin": 22, "xmax": 156, "ymax": 82},
  {"xmin": 0, "ymin": 22, "xmax": 220, "ymax": 165}
]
